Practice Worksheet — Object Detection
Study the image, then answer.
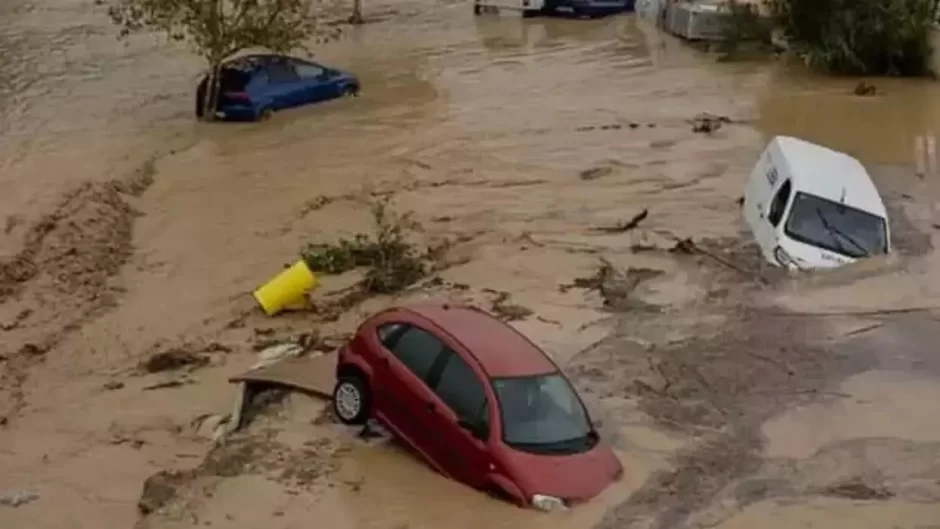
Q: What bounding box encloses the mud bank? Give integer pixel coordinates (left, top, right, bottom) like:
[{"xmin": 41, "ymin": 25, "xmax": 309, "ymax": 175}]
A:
[
  {"xmin": 121, "ymin": 166, "xmax": 940, "ymax": 529},
  {"xmin": 128, "ymin": 226, "xmax": 940, "ymax": 529},
  {"xmin": 588, "ymin": 309, "xmax": 940, "ymax": 529},
  {"xmin": 0, "ymin": 167, "xmax": 156, "ymax": 422},
  {"xmin": 586, "ymin": 180, "xmax": 940, "ymax": 529}
]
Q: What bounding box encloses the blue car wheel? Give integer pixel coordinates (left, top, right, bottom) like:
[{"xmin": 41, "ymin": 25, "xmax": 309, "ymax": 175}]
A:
[{"xmin": 258, "ymin": 107, "xmax": 274, "ymax": 121}]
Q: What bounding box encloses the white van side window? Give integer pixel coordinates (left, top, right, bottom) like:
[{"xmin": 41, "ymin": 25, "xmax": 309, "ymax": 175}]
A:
[{"xmin": 767, "ymin": 180, "xmax": 792, "ymax": 227}]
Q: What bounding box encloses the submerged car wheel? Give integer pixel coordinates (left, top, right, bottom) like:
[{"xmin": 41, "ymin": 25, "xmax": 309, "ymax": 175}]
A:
[
  {"xmin": 258, "ymin": 107, "xmax": 274, "ymax": 121},
  {"xmin": 332, "ymin": 375, "xmax": 370, "ymax": 425},
  {"xmin": 573, "ymin": 6, "xmax": 593, "ymax": 18},
  {"xmin": 342, "ymin": 85, "xmax": 359, "ymax": 98}
]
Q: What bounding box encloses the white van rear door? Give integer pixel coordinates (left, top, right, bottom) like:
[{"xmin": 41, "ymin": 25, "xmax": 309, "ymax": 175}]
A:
[
  {"xmin": 744, "ymin": 146, "xmax": 775, "ymax": 251},
  {"xmin": 750, "ymin": 164, "xmax": 792, "ymax": 263}
]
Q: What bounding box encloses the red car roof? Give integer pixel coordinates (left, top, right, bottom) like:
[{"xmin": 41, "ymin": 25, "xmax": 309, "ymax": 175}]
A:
[{"xmin": 399, "ymin": 304, "xmax": 558, "ymax": 378}]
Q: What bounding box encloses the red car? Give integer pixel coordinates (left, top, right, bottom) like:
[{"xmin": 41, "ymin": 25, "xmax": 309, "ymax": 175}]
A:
[{"xmin": 331, "ymin": 303, "xmax": 623, "ymax": 510}]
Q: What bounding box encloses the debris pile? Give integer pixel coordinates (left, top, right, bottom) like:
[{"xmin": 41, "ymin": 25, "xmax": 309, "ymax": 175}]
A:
[
  {"xmin": 301, "ymin": 197, "xmax": 436, "ymax": 307},
  {"xmin": 0, "ymin": 489, "xmax": 39, "ymax": 508}
]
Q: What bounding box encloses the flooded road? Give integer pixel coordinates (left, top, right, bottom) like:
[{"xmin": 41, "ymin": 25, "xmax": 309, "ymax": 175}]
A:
[{"xmin": 3, "ymin": 0, "xmax": 940, "ymax": 528}]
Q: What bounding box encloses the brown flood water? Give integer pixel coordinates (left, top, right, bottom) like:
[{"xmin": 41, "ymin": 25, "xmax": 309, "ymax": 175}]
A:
[{"xmin": 3, "ymin": 1, "xmax": 940, "ymax": 528}]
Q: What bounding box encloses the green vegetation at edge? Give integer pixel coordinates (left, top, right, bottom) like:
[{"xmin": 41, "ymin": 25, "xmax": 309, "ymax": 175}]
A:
[
  {"xmin": 722, "ymin": 0, "xmax": 940, "ymax": 76},
  {"xmin": 302, "ymin": 198, "xmax": 432, "ymax": 295}
]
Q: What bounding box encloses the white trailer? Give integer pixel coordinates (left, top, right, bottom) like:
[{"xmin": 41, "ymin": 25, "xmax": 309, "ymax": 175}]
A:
[{"xmin": 473, "ymin": 0, "xmax": 546, "ymax": 17}]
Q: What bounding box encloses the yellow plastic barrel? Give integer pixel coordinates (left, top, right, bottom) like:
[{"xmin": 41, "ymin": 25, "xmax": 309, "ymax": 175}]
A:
[{"xmin": 253, "ymin": 260, "xmax": 319, "ymax": 316}]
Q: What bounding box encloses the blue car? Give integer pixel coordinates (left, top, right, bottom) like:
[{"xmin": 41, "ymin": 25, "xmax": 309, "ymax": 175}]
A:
[
  {"xmin": 542, "ymin": 0, "xmax": 634, "ymax": 17},
  {"xmin": 195, "ymin": 54, "xmax": 361, "ymax": 122}
]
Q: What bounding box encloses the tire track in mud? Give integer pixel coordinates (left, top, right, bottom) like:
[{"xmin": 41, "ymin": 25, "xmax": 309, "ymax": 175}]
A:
[
  {"xmin": 579, "ymin": 305, "xmax": 846, "ymax": 529},
  {"xmin": 691, "ymin": 436, "xmax": 940, "ymax": 526},
  {"xmin": 579, "ymin": 230, "xmax": 940, "ymax": 529},
  {"xmin": 134, "ymin": 397, "xmax": 345, "ymax": 528},
  {"xmin": 0, "ymin": 159, "xmax": 157, "ymax": 423}
]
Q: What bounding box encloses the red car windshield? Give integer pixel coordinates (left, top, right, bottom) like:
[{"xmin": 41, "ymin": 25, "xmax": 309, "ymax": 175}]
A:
[{"xmin": 492, "ymin": 374, "xmax": 596, "ymax": 455}]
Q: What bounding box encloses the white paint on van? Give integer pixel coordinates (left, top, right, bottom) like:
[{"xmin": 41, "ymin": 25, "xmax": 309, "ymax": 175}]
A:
[
  {"xmin": 474, "ymin": 0, "xmax": 546, "ymax": 15},
  {"xmin": 743, "ymin": 136, "xmax": 891, "ymax": 270}
]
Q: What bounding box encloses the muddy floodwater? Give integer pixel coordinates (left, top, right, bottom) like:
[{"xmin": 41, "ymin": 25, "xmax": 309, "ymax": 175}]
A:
[{"xmin": 3, "ymin": 0, "xmax": 940, "ymax": 528}]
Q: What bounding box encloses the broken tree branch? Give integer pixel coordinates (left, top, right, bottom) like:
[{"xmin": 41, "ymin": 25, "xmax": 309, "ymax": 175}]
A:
[
  {"xmin": 669, "ymin": 236, "xmax": 768, "ymax": 285},
  {"xmin": 769, "ymin": 307, "xmax": 940, "ymax": 317},
  {"xmin": 592, "ymin": 209, "xmax": 649, "ymax": 234}
]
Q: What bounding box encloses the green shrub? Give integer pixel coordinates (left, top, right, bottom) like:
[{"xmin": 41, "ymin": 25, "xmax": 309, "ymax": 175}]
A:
[
  {"xmin": 768, "ymin": 0, "xmax": 938, "ymax": 76},
  {"xmin": 301, "ymin": 198, "xmax": 429, "ymax": 295},
  {"xmin": 718, "ymin": 1, "xmax": 777, "ymax": 58}
]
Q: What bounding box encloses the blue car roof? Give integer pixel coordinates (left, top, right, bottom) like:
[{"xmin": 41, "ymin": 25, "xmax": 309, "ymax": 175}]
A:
[{"xmin": 222, "ymin": 53, "xmax": 321, "ymax": 71}]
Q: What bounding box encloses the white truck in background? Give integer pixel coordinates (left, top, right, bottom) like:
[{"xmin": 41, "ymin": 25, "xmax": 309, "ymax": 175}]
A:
[
  {"xmin": 473, "ymin": 0, "xmax": 633, "ymax": 18},
  {"xmin": 473, "ymin": 0, "xmax": 546, "ymax": 17}
]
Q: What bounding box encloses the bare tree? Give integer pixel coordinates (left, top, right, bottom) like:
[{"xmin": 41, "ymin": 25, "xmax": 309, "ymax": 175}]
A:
[{"xmin": 104, "ymin": 0, "xmax": 340, "ymax": 119}]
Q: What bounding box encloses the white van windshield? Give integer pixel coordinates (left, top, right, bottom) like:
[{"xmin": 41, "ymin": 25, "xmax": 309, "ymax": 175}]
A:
[{"xmin": 784, "ymin": 192, "xmax": 888, "ymax": 258}]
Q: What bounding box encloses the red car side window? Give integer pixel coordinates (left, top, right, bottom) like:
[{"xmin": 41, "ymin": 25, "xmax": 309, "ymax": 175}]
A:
[
  {"xmin": 382, "ymin": 324, "xmax": 445, "ymax": 381},
  {"xmin": 377, "ymin": 323, "xmax": 406, "ymax": 346},
  {"xmin": 431, "ymin": 352, "xmax": 488, "ymax": 426}
]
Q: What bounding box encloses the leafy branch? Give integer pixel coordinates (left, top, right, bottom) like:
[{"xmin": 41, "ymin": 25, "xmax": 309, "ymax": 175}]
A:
[
  {"xmin": 103, "ymin": 0, "xmax": 338, "ymax": 64},
  {"xmin": 302, "ymin": 197, "xmax": 432, "ymax": 295}
]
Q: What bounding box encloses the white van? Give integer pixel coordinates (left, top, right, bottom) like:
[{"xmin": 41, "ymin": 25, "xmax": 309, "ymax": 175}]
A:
[
  {"xmin": 472, "ymin": 0, "xmax": 630, "ymax": 17},
  {"xmin": 743, "ymin": 136, "xmax": 891, "ymax": 270},
  {"xmin": 473, "ymin": 0, "xmax": 546, "ymax": 16}
]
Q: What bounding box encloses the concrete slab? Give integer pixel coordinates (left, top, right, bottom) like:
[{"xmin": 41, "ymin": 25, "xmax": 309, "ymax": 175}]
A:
[
  {"xmin": 227, "ymin": 353, "xmax": 337, "ymax": 433},
  {"xmin": 229, "ymin": 353, "xmax": 337, "ymax": 399}
]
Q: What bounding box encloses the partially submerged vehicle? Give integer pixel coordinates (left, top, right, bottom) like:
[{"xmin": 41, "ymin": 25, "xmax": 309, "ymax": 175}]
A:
[
  {"xmin": 195, "ymin": 53, "xmax": 360, "ymax": 122},
  {"xmin": 331, "ymin": 303, "xmax": 622, "ymax": 510},
  {"xmin": 743, "ymin": 136, "xmax": 890, "ymax": 270},
  {"xmin": 642, "ymin": 0, "xmax": 768, "ymax": 41},
  {"xmin": 472, "ymin": 0, "xmax": 634, "ymax": 18},
  {"xmin": 663, "ymin": 0, "xmax": 729, "ymax": 41}
]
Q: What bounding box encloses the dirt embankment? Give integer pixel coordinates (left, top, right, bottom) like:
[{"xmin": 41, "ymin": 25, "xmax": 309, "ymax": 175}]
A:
[
  {"xmin": 6, "ymin": 160, "xmax": 938, "ymax": 529},
  {"xmin": 580, "ymin": 308, "xmax": 832, "ymax": 529},
  {"xmin": 0, "ymin": 160, "xmax": 157, "ymax": 423},
  {"xmin": 124, "ymin": 218, "xmax": 940, "ymax": 529},
  {"xmin": 108, "ymin": 150, "xmax": 940, "ymax": 529},
  {"xmin": 6, "ymin": 133, "xmax": 938, "ymax": 529},
  {"xmin": 135, "ymin": 416, "xmax": 344, "ymax": 525},
  {"xmin": 573, "ymin": 242, "xmax": 940, "ymax": 529}
]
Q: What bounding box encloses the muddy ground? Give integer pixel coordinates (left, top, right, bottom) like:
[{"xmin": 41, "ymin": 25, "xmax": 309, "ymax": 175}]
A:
[{"xmin": 4, "ymin": 2, "xmax": 940, "ymax": 529}]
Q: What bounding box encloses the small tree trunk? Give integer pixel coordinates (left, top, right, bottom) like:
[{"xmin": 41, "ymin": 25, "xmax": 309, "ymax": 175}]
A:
[
  {"xmin": 350, "ymin": 0, "xmax": 364, "ymax": 24},
  {"xmin": 201, "ymin": 62, "xmax": 222, "ymax": 122}
]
